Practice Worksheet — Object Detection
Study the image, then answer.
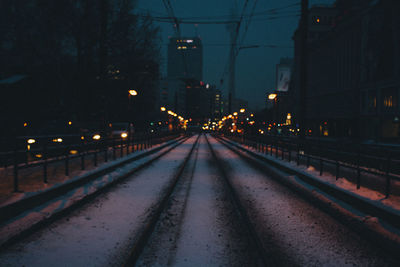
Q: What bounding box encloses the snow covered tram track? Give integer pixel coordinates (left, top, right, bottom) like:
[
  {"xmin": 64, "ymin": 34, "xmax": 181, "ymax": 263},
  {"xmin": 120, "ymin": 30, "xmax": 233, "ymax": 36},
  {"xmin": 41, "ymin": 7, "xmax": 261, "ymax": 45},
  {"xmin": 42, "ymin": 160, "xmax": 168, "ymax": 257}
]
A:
[
  {"xmin": 0, "ymin": 135, "xmax": 189, "ymax": 250},
  {"xmin": 204, "ymin": 134, "xmax": 275, "ymax": 266},
  {"xmin": 0, "ymin": 135, "xmax": 200, "ymax": 266},
  {"xmin": 216, "ymin": 135, "xmax": 400, "ymax": 255},
  {"xmin": 124, "ymin": 134, "xmax": 201, "ymax": 266},
  {"xmin": 135, "ymin": 134, "xmax": 265, "ymax": 266},
  {"xmin": 210, "ymin": 135, "xmax": 400, "ymax": 264}
]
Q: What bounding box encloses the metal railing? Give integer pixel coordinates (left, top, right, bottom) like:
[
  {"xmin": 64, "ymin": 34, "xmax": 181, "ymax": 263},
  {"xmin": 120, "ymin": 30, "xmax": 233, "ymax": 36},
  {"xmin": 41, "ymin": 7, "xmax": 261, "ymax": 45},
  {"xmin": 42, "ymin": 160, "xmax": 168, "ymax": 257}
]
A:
[
  {"xmin": 1, "ymin": 131, "xmax": 182, "ymax": 193},
  {"xmin": 224, "ymin": 133, "xmax": 400, "ymax": 198}
]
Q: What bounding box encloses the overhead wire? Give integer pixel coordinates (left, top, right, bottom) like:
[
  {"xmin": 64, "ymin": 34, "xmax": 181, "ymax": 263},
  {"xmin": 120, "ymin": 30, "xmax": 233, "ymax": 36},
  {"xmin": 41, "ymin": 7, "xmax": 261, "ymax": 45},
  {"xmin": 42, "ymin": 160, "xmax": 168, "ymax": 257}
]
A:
[
  {"xmin": 136, "ymin": 3, "xmax": 300, "ymax": 23},
  {"xmin": 161, "ymin": 0, "xmax": 189, "ymax": 78},
  {"xmin": 150, "ymin": 1, "xmax": 300, "ymax": 87}
]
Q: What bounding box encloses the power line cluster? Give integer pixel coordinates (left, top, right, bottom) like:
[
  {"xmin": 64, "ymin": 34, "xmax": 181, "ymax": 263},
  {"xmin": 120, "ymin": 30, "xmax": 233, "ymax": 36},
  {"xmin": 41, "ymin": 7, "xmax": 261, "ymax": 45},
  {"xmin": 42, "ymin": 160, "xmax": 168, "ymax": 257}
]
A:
[
  {"xmin": 151, "ymin": 1, "xmax": 300, "ymax": 93},
  {"xmin": 138, "ymin": 3, "xmax": 300, "ymax": 25},
  {"xmin": 161, "ymin": 0, "xmax": 189, "ymax": 76}
]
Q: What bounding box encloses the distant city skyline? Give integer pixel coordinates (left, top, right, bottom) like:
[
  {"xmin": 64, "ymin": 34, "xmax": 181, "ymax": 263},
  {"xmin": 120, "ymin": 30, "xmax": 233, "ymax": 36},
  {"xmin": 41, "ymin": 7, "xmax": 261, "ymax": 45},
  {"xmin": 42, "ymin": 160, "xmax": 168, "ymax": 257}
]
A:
[{"xmin": 138, "ymin": 0, "xmax": 335, "ymax": 110}]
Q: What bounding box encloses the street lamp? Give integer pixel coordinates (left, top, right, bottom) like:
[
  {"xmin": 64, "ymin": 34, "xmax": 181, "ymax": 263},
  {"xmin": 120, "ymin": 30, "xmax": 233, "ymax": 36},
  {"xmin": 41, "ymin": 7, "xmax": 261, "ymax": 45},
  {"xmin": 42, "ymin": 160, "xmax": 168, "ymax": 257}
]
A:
[
  {"xmin": 240, "ymin": 108, "xmax": 245, "ymax": 113},
  {"xmin": 268, "ymin": 93, "xmax": 278, "ymax": 133},
  {"xmin": 129, "ymin": 90, "xmax": 138, "ymax": 96},
  {"xmin": 268, "ymin": 93, "xmax": 277, "ymax": 100},
  {"xmin": 160, "ymin": 107, "xmax": 166, "ymax": 112},
  {"xmin": 128, "ymin": 90, "xmax": 138, "ymax": 123}
]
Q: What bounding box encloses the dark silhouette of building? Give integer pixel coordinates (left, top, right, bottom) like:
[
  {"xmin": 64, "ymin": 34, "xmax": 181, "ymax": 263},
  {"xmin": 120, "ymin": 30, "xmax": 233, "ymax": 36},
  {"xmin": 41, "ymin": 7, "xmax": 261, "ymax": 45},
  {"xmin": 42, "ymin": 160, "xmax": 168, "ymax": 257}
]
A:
[
  {"xmin": 158, "ymin": 37, "xmax": 204, "ymax": 118},
  {"xmin": 167, "ymin": 37, "xmax": 203, "ymax": 81},
  {"xmin": 292, "ymin": 0, "xmax": 400, "ymax": 142},
  {"xmin": 185, "ymin": 80, "xmax": 221, "ymax": 123}
]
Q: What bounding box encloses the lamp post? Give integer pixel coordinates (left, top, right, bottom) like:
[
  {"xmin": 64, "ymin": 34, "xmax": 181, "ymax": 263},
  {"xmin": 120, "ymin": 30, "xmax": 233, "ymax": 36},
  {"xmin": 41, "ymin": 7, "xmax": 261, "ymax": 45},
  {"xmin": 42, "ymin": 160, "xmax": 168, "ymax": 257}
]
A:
[
  {"xmin": 128, "ymin": 90, "xmax": 138, "ymax": 122},
  {"xmin": 268, "ymin": 93, "xmax": 278, "ymax": 133}
]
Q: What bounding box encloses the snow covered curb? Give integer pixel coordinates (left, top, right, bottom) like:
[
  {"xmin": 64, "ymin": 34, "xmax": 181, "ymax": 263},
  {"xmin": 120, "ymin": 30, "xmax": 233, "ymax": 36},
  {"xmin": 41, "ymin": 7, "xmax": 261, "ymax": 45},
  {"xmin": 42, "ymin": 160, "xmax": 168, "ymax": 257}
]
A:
[
  {"xmin": 219, "ymin": 137, "xmax": 400, "ymax": 253},
  {"xmin": 0, "ymin": 136, "xmax": 187, "ymax": 248}
]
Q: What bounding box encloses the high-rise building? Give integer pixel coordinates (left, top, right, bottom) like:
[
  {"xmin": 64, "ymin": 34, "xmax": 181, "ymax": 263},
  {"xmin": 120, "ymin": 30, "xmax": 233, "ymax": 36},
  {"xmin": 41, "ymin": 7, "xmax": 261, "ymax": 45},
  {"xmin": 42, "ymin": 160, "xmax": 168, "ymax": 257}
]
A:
[{"xmin": 167, "ymin": 37, "xmax": 203, "ymax": 81}]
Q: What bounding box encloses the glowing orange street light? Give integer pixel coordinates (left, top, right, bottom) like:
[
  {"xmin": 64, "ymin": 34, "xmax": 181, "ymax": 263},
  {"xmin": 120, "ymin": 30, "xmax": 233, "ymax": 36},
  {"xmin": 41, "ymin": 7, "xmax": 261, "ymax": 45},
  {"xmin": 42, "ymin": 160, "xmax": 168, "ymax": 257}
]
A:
[
  {"xmin": 240, "ymin": 108, "xmax": 245, "ymax": 113},
  {"xmin": 268, "ymin": 93, "xmax": 277, "ymax": 100},
  {"xmin": 160, "ymin": 107, "xmax": 166, "ymax": 112},
  {"xmin": 129, "ymin": 90, "xmax": 138, "ymax": 96}
]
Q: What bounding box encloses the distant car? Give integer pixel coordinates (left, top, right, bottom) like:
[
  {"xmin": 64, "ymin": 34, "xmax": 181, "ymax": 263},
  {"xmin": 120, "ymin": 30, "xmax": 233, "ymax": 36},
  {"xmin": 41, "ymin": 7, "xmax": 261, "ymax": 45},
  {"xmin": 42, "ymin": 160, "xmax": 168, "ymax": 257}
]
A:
[{"xmin": 110, "ymin": 122, "xmax": 134, "ymax": 140}]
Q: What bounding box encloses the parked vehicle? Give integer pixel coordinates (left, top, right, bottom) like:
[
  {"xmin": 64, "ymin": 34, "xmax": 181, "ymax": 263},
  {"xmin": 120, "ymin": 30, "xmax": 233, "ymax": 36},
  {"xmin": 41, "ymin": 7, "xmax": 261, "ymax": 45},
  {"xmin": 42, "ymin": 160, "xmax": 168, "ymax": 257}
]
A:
[{"xmin": 109, "ymin": 122, "xmax": 135, "ymax": 140}]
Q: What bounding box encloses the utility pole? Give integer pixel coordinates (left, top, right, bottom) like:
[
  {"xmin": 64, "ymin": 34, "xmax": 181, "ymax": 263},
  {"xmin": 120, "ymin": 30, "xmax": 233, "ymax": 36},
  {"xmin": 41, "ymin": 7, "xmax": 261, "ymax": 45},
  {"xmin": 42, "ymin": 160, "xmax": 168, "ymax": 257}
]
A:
[
  {"xmin": 299, "ymin": 0, "xmax": 308, "ymax": 138},
  {"xmin": 227, "ymin": 1, "xmax": 239, "ymax": 115},
  {"xmin": 99, "ymin": 0, "xmax": 109, "ymax": 127}
]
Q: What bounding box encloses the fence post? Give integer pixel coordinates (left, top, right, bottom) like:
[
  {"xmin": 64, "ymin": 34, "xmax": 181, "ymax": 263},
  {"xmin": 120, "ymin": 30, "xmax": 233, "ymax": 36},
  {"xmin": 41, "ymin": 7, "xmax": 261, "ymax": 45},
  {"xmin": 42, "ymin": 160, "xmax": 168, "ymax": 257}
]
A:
[
  {"xmin": 65, "ymin": 146, "xmax": 69, "ymax": 176},
  {"xmin": 13, "ymin": 147, "xmax": 19, "ymax": 192},
  {"xmin": 336, "ymin": 160, "xmax": 339, "ymax": 180},
  {"xmin": 43, "ymin": 143, "xmax": 48, "ymax": 183},
  {"xmin": 81, "ymin": 141, "xmax": 85, "ymax": 170},
  {"xmin": 120, "ymin": 138, "xmax": 123, "ymax": 157},
  {"xmin": 94, "ymin": 141, "xmax": 98, "ymax": 167},
  {"xmin": 131, "ymin": 134, "xmax": 135, "ymax": 152},
  {"xmin": 127, "ymin": 135, "xmax": 130, "ymax": 154},
  {"xmin": 275, "ymin": 142, "xmax": 279, "ymax": 158},
  {"xmin": 356, "ymin": 150, "xmax": 361, "ymax": 189},
  {"xmin": 320, "ymin": 158, "xmax": 323, "ymax": 176},
  {"xmin": 104, "ymin": 138, "xmax": 108, "ymax": 162},
  {"xmin": 113, "ymin": 137, "xmax": 116, "ymax": 160},
  {"xmin": 385, "ymin": 155, "xmax": 391, "ymax": 198}
]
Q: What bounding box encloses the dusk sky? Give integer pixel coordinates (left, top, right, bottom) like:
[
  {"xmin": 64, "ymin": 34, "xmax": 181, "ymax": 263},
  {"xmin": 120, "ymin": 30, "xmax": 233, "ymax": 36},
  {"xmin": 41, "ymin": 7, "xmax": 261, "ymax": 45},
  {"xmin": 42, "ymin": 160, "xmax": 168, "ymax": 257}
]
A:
[{"xmin": 137, "ymin": 0, "xmax": 335, "ymax": 110}]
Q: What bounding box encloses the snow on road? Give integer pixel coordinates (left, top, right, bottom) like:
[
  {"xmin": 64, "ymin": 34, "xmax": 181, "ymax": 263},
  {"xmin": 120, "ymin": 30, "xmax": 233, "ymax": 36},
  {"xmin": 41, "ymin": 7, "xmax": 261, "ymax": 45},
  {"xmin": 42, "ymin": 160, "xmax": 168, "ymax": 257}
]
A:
[
  {"xmin": 209, "ymin": 135, "xmax": 399, "ymax": 266},
  {"xmin": 0, "ymin": 136, "xmax": 197, "ymax": 267}
]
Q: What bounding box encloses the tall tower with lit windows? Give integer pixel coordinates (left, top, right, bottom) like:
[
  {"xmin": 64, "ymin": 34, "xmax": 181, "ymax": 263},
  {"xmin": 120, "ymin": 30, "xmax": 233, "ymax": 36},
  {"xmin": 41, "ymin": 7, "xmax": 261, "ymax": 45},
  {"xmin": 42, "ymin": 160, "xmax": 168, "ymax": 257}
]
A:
[{"xmin": 167, "ymin": 37, "xmax": 203, "ymax": 81}]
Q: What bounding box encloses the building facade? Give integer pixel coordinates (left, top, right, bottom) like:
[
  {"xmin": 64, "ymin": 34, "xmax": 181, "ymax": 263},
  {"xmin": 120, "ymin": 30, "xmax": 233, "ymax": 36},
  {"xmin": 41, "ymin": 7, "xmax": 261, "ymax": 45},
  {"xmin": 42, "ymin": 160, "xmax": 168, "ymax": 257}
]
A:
[
  {"xmin": 292, "ymin": 0, "xmax": 400, "ymax": 142},
  {"xmin": 158, "ymin": 37, "xmax": 204, "ymax": 117},
  {"xmin": 167, "ymin": 37, "xmax": 203, "ymax": 81}
]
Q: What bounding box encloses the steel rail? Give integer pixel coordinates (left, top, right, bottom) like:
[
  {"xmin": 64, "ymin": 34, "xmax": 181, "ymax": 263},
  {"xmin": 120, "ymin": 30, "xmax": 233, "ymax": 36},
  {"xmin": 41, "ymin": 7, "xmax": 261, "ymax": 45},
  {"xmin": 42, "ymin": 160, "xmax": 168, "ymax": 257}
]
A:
[
  {"xmin": 214, "ymin": 135, "xmax": 400, "ymax": 256},
  {"xmin": 124, "ymin": 134, "xmax": 201, "ymax": 266},
  {"xmin": 0, "ymin": 135, "xmax": 191, "ymax": 250},
  {"xmin": 204, "ymin": 134, "xmax": 276, "ymax": 266}
]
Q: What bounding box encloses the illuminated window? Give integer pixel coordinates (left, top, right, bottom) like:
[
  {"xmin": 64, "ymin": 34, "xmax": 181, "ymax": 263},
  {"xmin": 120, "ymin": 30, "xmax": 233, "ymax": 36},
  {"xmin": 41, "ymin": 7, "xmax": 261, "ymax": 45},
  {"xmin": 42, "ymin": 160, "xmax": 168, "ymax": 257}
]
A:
[
  {"xmin": 382, "ymin": 89, "xmax": 398, "ymax": 109},
  {"xmin": 316, "ymin": 18, "xmax": 320, "ymax": 23},
  {"xmin": 384, "ymin": 96, "xmax": 393, "ymax": 107}
]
